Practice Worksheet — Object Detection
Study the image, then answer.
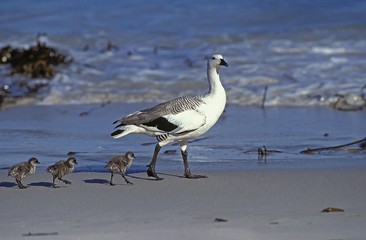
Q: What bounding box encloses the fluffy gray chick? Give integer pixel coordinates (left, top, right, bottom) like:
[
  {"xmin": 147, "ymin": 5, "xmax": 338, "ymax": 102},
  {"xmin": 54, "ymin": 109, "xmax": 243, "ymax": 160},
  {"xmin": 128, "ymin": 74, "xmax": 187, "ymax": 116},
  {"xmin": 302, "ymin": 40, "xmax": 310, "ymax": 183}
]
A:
[
  {"xmin": 46, "ymin": 157, "xmax": 78, "ymax": 188},
  {"xmin": 8, "ymin": 157, "xmax": 40, "ymax": 189},
  {"xmin": 105, "ymin": 151, "xmax": 135, "ymax": 185}
]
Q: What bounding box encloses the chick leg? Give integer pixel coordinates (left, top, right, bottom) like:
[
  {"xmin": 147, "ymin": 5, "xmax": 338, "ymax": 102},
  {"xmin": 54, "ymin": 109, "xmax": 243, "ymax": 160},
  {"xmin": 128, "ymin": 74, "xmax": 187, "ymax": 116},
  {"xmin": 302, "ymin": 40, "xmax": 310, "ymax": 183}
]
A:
[
  {"xmin": 109, "ymin": 172, "xmax": 115, "ymax": 186},
  {"xmin": 58, "ymin": 177, "xmax": 71, "ymax": 185},
  {"xmin": 52, "ymin": 175, "xmax": 59, "ymax": 188},
  {"xmin": 16, "ymin": 178, "xmax": 27, "ymax": 189},
  {"xmin": 120, "ymin": 172, "xmax": 133, "ymax": 185}
]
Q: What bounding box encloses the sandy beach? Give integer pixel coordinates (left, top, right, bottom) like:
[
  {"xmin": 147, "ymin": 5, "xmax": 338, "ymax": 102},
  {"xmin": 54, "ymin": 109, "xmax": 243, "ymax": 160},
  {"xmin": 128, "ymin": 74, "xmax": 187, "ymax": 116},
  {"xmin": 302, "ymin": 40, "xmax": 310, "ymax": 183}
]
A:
[
  {"xmin": 1, "ymin": 103, "xmax": 366, "ymax": 239},
  {"xmin": 1, "ymin": 168, "xmax": 366, "ymax": 240}
]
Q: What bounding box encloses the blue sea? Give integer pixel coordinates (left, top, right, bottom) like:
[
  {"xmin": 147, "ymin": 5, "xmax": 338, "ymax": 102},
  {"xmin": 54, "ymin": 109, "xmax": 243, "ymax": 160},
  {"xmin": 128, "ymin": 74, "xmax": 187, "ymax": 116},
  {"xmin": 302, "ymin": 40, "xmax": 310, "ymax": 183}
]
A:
[
  {"xmin": 0, "ymin": 0, "xmax": 366, "ymax": 108},
  {"xmin": 0, "ymin": 1, "xmax": 365, "ymax": 172}
]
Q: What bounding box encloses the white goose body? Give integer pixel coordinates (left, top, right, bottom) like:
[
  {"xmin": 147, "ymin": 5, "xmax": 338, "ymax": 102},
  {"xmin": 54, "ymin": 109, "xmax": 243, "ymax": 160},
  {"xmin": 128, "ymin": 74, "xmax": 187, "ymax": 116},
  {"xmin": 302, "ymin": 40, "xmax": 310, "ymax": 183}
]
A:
[{"xmin": 112, "ymin": 54, "xmax": 228, "ymax": 179}]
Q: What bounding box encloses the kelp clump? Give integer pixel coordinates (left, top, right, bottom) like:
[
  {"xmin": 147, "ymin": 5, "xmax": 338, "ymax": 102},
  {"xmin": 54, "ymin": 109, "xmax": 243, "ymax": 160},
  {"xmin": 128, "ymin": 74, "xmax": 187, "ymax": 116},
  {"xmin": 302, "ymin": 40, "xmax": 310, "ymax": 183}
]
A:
[
  {"xmin": 0, "ymin": 38, "xmax": 72, "ymax": 79},
  {"xmin": 0, "ymin": 36, "xmax": 73, "ymax": 108}
]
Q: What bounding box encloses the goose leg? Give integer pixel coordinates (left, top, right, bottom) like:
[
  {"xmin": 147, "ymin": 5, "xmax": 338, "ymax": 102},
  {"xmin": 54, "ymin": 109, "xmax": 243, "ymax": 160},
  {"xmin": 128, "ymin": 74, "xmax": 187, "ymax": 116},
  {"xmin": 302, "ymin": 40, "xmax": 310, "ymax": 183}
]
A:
[
  {"xmin": 180, "ymin": 143, "xmax": 207, "ymax": 179},
  {"xmin": 146, "ymin": 144, "xmax": 164, "ymax": 180}
]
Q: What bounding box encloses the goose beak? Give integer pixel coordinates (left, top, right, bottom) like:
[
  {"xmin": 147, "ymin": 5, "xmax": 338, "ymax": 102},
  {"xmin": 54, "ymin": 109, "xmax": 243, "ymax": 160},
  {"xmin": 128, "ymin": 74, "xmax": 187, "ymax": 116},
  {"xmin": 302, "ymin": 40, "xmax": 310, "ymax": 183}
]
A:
[{"xmin": 220, "ymin": 59, "xmax": 229, "ymax": 67}]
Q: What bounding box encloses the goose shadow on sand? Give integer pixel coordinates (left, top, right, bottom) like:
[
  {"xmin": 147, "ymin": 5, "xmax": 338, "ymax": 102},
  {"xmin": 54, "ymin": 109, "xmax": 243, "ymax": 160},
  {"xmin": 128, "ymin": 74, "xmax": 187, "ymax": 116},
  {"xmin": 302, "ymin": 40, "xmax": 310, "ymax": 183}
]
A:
[
  {"xmin": 83, "ymin": 178, "xmax": 135, "ymax": 186},
  {"xmin": 125, "ymin": 169, "xmax": 183, "ymax": 181},
  {"xmin": 83, "ymin": 170, "xmax": 181, "ymax": 185},
  {"xmin": 128, "ymin": 172, "xmax": 182, "ymax": 180}
]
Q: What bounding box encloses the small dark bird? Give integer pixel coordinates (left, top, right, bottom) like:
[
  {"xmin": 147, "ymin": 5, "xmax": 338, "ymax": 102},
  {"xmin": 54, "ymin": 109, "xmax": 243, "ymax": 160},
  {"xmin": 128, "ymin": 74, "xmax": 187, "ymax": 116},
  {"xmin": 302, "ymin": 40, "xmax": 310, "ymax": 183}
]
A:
[
  {"xmin": 46, "ymin": 157, "xmax": 78, "ymax": 188},
  {"xmin": 8, "ymin": 157, "xmax": 40, "ymax": 189},
  {"xmin": 105, "ymin": 151, "xmax": 135, "ymax": 186}
]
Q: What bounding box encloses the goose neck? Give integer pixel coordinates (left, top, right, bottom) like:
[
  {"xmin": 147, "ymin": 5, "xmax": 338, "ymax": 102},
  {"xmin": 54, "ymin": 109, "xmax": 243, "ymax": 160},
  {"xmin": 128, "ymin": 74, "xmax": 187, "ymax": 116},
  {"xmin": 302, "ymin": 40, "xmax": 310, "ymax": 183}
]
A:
[{"xmin": 207, "ymin": 66, "xmax": 223, "ymax": 94}]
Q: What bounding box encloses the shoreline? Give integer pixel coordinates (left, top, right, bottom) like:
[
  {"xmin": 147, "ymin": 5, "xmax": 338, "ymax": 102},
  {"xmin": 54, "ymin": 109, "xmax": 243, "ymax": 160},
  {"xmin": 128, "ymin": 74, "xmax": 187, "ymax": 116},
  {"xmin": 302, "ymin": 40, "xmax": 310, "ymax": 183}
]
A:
[{"xmin": 0, "ymin": 103, "xmax": 365, "ymax": 171}]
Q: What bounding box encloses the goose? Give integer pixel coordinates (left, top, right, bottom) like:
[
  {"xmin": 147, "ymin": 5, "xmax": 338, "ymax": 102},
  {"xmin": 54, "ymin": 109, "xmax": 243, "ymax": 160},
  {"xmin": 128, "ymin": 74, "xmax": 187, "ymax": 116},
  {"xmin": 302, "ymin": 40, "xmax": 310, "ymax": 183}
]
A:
[{"xmin": 111, "ymin": 54, "xmax": 228, "ymax": 180}]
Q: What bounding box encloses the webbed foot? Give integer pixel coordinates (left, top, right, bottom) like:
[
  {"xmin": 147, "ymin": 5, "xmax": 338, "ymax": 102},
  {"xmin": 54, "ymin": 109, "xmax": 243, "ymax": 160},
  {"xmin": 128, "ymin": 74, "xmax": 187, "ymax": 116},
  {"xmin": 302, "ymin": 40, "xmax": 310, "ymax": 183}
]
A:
[
  {"xmin": 146, "ymin": 165, "xmax": 164, "ymax": 181},
  {"xmin": 183, "ymin": 170, "xmax": 207, "ymax": 179}
]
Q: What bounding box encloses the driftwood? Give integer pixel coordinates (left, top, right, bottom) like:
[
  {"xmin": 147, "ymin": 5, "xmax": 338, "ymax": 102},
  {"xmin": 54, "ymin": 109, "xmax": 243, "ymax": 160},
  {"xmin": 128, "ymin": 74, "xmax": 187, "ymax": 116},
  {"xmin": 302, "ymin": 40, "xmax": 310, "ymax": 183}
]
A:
[
  {"xmin": 256, "ymin": 145, "xmax": 283, "ymax": 163},
  {"xmin": 261, "ymin": 86, "xmax": 268, "ymax": 109},
  {"xmin": 257, "ymin": 145, "xmax": 282, "ymax": 156},
  {"xmin": 300, "ymin": 137, "xmax": 366, "ymax": 154}
]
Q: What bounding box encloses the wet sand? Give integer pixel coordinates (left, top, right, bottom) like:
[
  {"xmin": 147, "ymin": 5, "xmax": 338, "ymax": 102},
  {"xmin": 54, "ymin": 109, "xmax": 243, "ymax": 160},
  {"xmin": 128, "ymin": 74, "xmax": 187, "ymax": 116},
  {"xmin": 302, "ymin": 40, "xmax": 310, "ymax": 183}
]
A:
[
  {"xmin": 0, "ymin": 103, "xmax": 366, "ymax": 239},
  {"xmin": 1, "ymin": 103, "xmax": 365, "ymax": 171}
]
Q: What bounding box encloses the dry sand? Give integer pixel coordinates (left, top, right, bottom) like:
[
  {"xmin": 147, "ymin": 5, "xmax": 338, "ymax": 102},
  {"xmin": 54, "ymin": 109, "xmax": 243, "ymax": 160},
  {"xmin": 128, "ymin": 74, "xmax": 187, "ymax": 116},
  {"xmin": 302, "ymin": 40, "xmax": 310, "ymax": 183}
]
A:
[{"xmin": 1, "ymin": 168, "xmax": 366, "ymax": 240}]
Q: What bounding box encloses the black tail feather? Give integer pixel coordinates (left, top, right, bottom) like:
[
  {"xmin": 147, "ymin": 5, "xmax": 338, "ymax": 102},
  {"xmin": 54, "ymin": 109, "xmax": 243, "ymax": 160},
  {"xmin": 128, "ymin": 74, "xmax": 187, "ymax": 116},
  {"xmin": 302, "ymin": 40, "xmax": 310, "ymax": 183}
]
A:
[{"xmin": 111, "ymin": 129, "xmax": 124, "ymax": 137}]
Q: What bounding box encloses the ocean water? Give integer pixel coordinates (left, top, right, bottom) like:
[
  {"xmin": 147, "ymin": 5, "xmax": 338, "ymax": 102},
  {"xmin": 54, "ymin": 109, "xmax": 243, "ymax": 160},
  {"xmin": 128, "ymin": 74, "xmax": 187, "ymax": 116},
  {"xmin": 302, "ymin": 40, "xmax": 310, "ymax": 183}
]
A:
[{"xmin": 0, "ymin": 0, "xmax": 366, "ymax": 108}]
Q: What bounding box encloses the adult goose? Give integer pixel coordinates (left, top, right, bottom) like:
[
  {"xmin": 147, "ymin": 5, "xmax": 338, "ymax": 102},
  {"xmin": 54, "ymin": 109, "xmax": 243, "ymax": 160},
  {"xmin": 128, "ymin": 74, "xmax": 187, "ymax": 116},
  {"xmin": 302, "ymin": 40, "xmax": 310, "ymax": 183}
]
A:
[{"xmin": 111, "ymin": 54, "xmax": 228, "ymax": 180}]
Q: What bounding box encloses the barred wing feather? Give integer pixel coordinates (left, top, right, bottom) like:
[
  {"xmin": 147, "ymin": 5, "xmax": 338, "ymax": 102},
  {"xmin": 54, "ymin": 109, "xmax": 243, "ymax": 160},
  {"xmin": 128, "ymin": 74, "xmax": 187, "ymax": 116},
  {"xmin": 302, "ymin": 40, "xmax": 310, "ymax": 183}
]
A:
[{"xmin": 114, "ymin": 96, "xmax": 205, "ymax": 135}]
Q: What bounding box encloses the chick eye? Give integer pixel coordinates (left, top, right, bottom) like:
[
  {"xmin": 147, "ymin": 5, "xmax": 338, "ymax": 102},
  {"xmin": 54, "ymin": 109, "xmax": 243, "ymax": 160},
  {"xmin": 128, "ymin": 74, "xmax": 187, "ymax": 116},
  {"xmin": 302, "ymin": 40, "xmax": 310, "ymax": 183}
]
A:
[{"xmin": 211, "ymin": 57, "xmax": 215, "ymax": 60}]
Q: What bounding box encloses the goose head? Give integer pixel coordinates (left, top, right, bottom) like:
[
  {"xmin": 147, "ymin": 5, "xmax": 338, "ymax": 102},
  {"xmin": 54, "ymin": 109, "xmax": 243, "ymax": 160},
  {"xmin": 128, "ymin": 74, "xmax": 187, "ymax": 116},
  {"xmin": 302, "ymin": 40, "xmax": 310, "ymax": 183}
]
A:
[{"xmin": 208, "ymin": 54, "xmax": 229, "ymax": 69}]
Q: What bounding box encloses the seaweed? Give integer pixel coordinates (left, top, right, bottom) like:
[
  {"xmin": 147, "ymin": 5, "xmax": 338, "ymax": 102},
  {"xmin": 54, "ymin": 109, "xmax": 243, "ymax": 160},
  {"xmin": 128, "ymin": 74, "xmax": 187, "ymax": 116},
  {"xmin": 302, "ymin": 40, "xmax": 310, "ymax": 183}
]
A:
[
  {"xmin": 22, "ymin": 232, "xmax": 59, "ymax": 237},
  {"xmin": 0, "ymin": 35, "xmax": 72, "ymax": 108},
  {"xmin": 0, "ymin": 37, "xmax": 72, "ymax": 78},
  {"xmin": 321, "ymin": 207, "xmax": 344, "ymax": 213}
]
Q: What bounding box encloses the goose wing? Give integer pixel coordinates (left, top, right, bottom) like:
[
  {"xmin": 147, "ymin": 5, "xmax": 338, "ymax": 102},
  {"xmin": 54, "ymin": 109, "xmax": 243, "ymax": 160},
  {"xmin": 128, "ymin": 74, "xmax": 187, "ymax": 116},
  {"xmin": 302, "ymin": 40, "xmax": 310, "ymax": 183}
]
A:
[{"xmin": 114, "ymin": 96, "xmax": 206, "ymax": 135}]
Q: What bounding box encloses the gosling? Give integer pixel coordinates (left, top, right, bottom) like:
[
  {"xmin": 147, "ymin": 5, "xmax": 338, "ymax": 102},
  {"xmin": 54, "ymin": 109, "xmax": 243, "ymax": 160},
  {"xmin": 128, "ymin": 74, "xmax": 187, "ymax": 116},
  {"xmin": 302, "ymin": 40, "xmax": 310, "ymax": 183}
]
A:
[
  {"xmin": 105, "ymin": 151, "xmax": 135, "ymax": 186},
  {"xmin": 8, "ymin": 157, "xmax": 40, "ymax": 189},
  {"xmin": 46, "ymin": 157, "xmax": 78, "ymax": 188}
]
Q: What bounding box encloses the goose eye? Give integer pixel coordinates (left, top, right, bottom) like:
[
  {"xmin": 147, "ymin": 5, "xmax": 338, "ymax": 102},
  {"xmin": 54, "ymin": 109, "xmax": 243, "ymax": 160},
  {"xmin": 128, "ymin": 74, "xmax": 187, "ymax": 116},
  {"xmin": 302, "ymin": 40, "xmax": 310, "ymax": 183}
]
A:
[{"xmin": 211, "ymin": 57, "xmax": 215, "ymax": 60}]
